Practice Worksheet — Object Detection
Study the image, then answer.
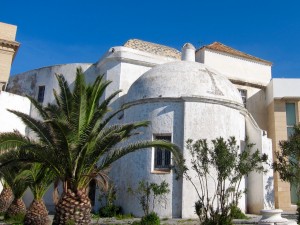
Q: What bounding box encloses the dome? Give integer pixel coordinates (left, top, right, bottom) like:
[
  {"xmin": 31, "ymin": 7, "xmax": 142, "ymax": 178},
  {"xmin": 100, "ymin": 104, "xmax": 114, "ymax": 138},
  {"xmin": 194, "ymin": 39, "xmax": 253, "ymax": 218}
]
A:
[{"xmin": 126, "ymin": 61, "xmax": 243, "ymax": 105}]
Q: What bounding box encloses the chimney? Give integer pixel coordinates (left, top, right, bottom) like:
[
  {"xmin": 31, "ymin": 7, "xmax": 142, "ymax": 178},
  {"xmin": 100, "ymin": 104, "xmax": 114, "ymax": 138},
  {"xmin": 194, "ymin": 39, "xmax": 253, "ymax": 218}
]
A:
[{"xmin": 181, "ymin": 43, "xmax": 195, "ymax": 62}]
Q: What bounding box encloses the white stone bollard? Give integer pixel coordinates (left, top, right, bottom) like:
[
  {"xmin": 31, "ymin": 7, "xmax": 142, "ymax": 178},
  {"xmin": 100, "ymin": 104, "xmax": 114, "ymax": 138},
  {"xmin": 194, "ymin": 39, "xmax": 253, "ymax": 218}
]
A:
[{"xmin": 258, "ymin": 209, "xmax": 296, "ymax": 225}]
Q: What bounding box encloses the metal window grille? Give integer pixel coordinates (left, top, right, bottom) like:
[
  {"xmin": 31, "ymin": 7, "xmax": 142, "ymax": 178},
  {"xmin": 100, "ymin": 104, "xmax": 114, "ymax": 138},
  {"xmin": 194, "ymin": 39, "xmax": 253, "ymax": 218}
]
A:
[
  {"xmin": 154, "ymin": 135, "xmax": 171, "ymax": 169},
  {"xmin": 37, "ymin": 86, "xmax": 45, "ymax": 103}
]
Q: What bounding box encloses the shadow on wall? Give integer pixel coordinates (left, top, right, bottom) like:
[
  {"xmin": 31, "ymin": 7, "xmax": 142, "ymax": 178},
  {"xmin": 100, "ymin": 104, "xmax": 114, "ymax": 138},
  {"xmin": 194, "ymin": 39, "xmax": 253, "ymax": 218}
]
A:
[
  {"xmin": 247, "ymin": 89, "xmax": 267, "ymax": 131},
  {"xmin": 265, "ymin": 176, "xmax": 275, "ymax": 209}
]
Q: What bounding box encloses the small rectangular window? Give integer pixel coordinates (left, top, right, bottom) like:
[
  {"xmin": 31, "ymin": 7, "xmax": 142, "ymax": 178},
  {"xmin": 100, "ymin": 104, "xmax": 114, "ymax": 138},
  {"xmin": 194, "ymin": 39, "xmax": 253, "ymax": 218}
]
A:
[
  {"xmin": 286, "ymin": 103, "xmax": 296, "ymax": 138},
  {"xmin": 238, "ymin": 89, "xmax": 247, "ymax": 107},
  {"xmin": 154, "ymin": 135, "xmax": 171, "ymax": 170},
  {"xmin": 37, "ymin": 86, "xmax": 45, "ymax": 103}
]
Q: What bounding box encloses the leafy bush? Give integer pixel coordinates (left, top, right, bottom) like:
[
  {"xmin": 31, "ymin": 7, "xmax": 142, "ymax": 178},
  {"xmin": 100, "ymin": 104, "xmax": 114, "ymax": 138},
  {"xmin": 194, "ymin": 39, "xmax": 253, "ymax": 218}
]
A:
[
  {"xmin": 273, "ymin": 125, "xmax": 300, "ymax": 223},
  {"xmin": 115, "ymin": 213, "xmax": 134, "ymax": 220},
  {"xmin": 128, "ymin": 180, "xmax": 169, "ymax": 216},
  {"xmin": 229, "ymin": 205, "xmax": 248, "ymax": 219},
  {"xmin": 141, "ymin": 212, "xmax": 160, "ymax": 225},
  {"xmin": 99, "ymin": 205, "xmax": 122, "ymax": 217},
  {"xmin": 132, "ymin": 221, "xmax": 141, "ymax": 225},
  {"xmin": 4, "ymin": 213, "xmax": 25, "ymax": 224},
  {"xmin": 185, "ymin": 137, "xmax": 268, "ymax": 224},
  {"xmin": 202, "ymin": 215, "xmax": 232, "ymax": 225}
]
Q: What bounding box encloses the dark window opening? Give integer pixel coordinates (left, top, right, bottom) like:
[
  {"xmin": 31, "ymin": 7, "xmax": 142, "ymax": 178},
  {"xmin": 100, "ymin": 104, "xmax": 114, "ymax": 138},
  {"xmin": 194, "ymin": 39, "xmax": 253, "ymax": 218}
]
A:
[
  {"xmin": 88, "ymin": 179, "xmax": 96, "ymax": 208},
  {"xmin": 37, "ymin": 86, "xmax": 45, "ymax": 103},
  {"xmin": 154, "ymin": 135, "xmax": 172, "ymax": 170},
  {"xmin": 238, "ymin": 89, "xmax": 247, "ymax": 107},
  {"xmin": 0, "ymin": 82, "xmax": 6, "ymax": 91}
]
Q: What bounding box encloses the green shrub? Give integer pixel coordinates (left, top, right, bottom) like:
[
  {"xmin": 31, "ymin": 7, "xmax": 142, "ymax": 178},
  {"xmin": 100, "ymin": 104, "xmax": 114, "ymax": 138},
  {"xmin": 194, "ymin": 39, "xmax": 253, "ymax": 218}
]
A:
[
  {"xmin": 99, "ymin": 205, "xmax": 122, "ymax": 217},
  {"xmin": 4, "ymin": 213, "xmax": 25, "ymax": 224},
  {"xmin": 141, "ymin": 212, "xmax": 160, "ymax": 225},
  {"xmin": 116, "ymin": 213, "xmax": 134, "ymax": 220},
  {"xmin": 202, "ymin": 215, "xmax": 232, "ymax": 225},
  {"xmin": 229, "ymin": 205, "xmax": 248, "ymax": 219},
  {"xmin": 132, "ymin": 221, "xmax": 141, "ymax": 225}
]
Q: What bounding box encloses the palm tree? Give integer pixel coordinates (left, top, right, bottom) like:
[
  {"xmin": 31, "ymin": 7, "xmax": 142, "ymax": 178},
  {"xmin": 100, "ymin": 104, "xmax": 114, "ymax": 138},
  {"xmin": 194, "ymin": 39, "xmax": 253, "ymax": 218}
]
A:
[
  {"xmin": 1, "ymin": 166, "xmax": 28, "ymax": 221},
  {"xmin": 19, "ymin": 163, "xmax": 54, "ymax": 225},
  {"xmin": 0, "ymin": 68, "xmax": 183, "ymax": 225},
  {"xmin": 0, "ymin": 181, "xmax": 13, "ymax": 214}
]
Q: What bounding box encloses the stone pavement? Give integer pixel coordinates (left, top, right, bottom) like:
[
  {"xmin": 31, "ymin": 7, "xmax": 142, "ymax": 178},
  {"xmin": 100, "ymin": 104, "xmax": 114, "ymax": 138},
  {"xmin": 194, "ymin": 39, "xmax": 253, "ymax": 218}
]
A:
[{"xmin": 0, "ymin": 212, "xmax": 297, "ymax": 224}]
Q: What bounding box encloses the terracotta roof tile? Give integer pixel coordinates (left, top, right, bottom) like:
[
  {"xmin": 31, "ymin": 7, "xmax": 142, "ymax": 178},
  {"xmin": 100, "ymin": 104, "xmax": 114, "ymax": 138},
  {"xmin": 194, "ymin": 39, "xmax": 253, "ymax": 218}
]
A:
[
  {"xmin": 200, "ymin": 42, "xmax": 272, "ymax": 65},
  {"xmin": 124, "ymin": 39, "xmax": 181, "ymax": 59}
]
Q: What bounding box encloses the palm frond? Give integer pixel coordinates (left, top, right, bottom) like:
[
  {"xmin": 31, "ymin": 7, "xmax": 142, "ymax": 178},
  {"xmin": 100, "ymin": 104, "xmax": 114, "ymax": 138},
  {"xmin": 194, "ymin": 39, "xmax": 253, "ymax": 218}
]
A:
[
  {"xmin": 7, "ymin": 110, "xmax": 55, "ymax": 147},
  {"xmin": 71, "ymin": 68, "xmax": 88, "ymax": 138},
  {"xmin": 74, "ymin": 122, "xmax": 150, "ymax": 182},
  {"xmin": 98, "ymin": 140, "xmax": 184, "ymax": 171},
  {"xmin": 25, "ymin": 95, "xmax": 49, "ymax": 120},
  {"xmin": 54, "ymin": 73, "xmax": 73, "ymax": 119},
  {"xmin": 0, "ymin": 131, "xmax": 32, "ymax": 152}
]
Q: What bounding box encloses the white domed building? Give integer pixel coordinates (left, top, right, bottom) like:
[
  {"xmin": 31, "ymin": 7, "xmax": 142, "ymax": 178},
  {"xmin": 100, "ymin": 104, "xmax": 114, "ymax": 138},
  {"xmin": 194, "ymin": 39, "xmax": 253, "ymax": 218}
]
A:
[
  {"xmin": 108, "ymin": 43, "xmax": 272, "ymax": 218},
  {"xmin": 3, "ymin": 37, "xmax": 276, "ymax": 216}
]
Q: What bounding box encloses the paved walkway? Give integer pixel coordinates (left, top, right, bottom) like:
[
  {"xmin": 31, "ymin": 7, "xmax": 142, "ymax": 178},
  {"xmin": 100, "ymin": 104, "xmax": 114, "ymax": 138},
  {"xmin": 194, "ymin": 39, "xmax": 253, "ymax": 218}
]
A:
[{"xmin": 0, "ymin": 213, "xmax": 297, "ymax": 224}]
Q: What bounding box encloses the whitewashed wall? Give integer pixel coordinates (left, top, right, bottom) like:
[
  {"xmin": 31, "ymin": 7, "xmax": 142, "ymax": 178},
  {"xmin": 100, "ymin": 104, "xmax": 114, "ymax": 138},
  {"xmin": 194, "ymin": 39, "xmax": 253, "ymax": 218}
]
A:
[
  {"xmin": 266, "ymin": 78, "xmax": 300, "ymax": 105},
  {"xmin": 196, "ymin": 49, "xmax": 271, "ymax": 86},
  {"xmin": 244, "ymin": 111, "xmax": 274, "ymax": 213},
  {"xmin": 235, "ymin": 84, "xmax": 268, "ymax": 131},
  {"xmin": 0, "ymin": 91, "xmax": 31, "ymax": 193},
  {"xmin": 182, "ymin": 102, "xmax": 246, "ymax": 218},
  {"xmin": 95, "ymin": 46, "xmax": 178, "ymax": 104},
  {"xmin": 109, "ymin": 101, "xmax": 184, "ymax": 218},
  {"xmin": 0, "ymin": 91, "xmax": 30, "ymax": 134}
]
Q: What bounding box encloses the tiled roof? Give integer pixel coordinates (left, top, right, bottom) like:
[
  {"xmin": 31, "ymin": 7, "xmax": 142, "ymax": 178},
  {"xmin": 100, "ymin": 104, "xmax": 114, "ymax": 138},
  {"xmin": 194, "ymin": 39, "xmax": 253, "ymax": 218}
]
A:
[
  {"xmin": 124, "ymin": 39, "xmax": 181, "ymax": 59},
  {"xmin": 200, "ymin": 42, "xmax": 272, "ymax": 65}
]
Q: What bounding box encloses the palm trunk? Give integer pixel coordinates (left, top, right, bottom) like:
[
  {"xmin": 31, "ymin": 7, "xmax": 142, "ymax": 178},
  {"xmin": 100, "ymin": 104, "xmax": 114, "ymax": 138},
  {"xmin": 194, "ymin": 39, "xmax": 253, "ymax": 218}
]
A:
[
  {"xmin": 53, "ymin": 189, "xmax": 91, "ymax": 225},
  {"xmin": 0, "ymin": 186, "xmax": 13, "ymax": 213},
  {"xmin": 24, "ymin": 199, "xmax": 50, "ymax": 225},
  {"xmin": 5, "ymin": 198, "xmax": 26, "ymax": 219}
]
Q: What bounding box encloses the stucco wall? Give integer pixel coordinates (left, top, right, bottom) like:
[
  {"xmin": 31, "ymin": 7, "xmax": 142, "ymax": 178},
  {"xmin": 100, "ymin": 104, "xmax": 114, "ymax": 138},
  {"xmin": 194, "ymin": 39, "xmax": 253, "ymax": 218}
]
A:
[
  {"xmin": 245, "ymin": 112, "xmax": 274, "ymax": 213},
  {"xmin": 234, "ymin": 84, "xmax": 268, "ymax": 131},
  {"xmin": 182, "ymin": 102, "xmax": 246, "ymax": 218},
  {"xmin": 266, "ymin": 79, "xmax": 300, "ymax": 105},
  {"xmin": 95, "ymin": 46, "xmax": 178, "ymax": 104},
  {"xmin": 197, "ymin": 49, "xmax": 271, "ymax": 86},
  {"xmin": 109, "ymin": 101, "xmax": 184, "ymax": 218},
  {"xmin": 110, "ymin": 96, "xmax": 250, "ymax": 218},
  {"xmin": 0, "ymin": 91, "xmax": 31, "ymax": 194},
  {"xmin": 0, "ymin": 91, "xmax": 30, "ymax": 134}
]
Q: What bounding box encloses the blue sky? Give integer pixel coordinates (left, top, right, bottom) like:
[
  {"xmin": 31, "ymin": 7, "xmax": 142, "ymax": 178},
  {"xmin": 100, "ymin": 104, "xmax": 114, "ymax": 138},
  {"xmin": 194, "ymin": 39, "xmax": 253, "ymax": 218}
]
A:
[{"xmin": 2, "ymin": 0, "xmax": 300, "ymax": 78}]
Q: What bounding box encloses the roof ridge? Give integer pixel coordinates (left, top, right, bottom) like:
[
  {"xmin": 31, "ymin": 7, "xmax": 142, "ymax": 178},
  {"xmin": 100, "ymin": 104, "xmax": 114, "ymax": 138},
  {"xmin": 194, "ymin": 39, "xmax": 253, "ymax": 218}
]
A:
[{"xmin": 123, "ymin": 39, "xmax": 181, "ymax": 59}]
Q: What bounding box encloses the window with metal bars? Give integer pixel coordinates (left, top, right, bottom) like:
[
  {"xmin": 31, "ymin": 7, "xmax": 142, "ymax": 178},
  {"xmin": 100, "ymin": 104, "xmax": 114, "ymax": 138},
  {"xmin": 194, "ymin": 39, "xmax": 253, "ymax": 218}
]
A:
[
  {"xmin": 154, "ymin": 135, "xmax": 171, "ymax": 170},
  {"xmin": 37, "ymin": 85, "xmax": 45, "ymax": 103}
]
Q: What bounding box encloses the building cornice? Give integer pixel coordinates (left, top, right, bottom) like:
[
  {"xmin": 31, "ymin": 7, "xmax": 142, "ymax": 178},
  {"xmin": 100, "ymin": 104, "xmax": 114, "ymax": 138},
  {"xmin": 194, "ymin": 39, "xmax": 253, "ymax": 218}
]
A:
[
  {"xmin": 124, "ymin": 95, "xmax": 244, "ymax": 111},
  {"xmin": 0, "ymin": 38, "xmax": 20, "ymax": 60},
  {"xmin": 230, "ymin": 78, "xmax": 267, "ymax": 89},
  {"xmin": 96, "ymin": 46, "xmax": 178, "ymax": 68}
]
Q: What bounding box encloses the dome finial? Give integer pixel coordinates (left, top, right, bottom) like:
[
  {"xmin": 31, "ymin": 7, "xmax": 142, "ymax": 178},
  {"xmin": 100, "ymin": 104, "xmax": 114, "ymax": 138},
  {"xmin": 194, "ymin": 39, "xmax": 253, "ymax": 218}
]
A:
[{"xmin": 181, "ymin": 43, "xmax": 196, "ymax": 62}]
